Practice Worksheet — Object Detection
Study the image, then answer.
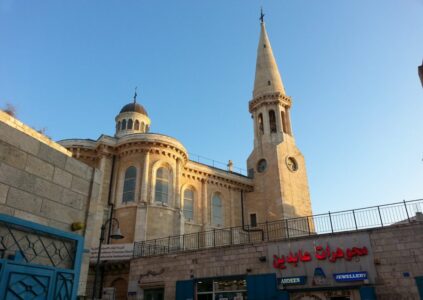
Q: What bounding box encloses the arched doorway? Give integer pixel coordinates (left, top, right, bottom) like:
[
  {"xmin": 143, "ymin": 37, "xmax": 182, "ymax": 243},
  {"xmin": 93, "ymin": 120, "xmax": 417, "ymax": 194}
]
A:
[{"xmin": 111, "ymin": 277, "xmax": 128, "ymax": 300}]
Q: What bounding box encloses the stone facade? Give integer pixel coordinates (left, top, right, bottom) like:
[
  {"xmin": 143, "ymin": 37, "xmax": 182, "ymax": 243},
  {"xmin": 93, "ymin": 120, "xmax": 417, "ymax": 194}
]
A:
[
  {"xmin": 128, "ymin": 222, "xmax": 423, "ymax": 300},
  {"xmin": 0, "ymin": 110, "xmax": 104, "ymax": 296},
  {"xmin": 58, "ymin": 21, "xmax": 312, "ymax": 251}
]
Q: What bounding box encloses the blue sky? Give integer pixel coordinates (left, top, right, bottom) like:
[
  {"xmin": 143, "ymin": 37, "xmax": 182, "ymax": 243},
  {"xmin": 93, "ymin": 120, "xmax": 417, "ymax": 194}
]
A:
[{"xmin": 1, "ymin": 0, "xmax": 422, "ymax": 214}]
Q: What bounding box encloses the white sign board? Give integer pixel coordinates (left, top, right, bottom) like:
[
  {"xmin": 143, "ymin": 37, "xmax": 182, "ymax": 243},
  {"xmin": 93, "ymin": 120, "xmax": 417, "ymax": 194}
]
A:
[{"xmin": 90, "ymin": 243, "xmax": 134, "ymax": 262}]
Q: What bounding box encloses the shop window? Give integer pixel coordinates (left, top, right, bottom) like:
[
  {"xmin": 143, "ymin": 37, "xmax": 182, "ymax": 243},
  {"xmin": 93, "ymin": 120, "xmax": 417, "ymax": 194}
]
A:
[
  {"xmin": 212, "ymin": 194, "xmax": 223, "ymax": 226},
  {"xmin": 122, "ymin": 166, "xmax": 136, "ymax": 203},
  {"xmin": 134, "ymin": 120, "xmax": 140, "ymax": 130},
  {"xmin": 144, "ymin": 288, "xmax": 164, "ymax": 300},
  {"xmin": 197, "ymin": 278, "xmax": 247, "ymax": 300},
  {"xmin": 183, "ymin": 189, "xmax": 194, "ymax": 220},
  {"xmin": 269, "ymin": 110, "xmax": 276, "ymax": 133},
  {"xmin": 127, "ymin": 119, "xmax": 133, "ymax": 129},
  {"xmin": 121, "ymin": 119, "xmax": 127, "ymax": 130},
  {"xmin": 155, "ymin": 167, "xmax": 170, "ymax": 204},
  {"xmin": 258, "ymin": 113, "xmax": 264, "ymax": 134},
  {"xmin": 250, "ymin": 213, "xmax": 257, "ymax": 227}
]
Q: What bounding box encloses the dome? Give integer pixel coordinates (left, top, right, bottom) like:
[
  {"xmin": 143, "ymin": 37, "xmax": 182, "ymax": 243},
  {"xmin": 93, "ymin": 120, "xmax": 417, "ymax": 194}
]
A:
[{"xmin": 119, "ymin": 102, "xmax": 148, "ymax": 116}]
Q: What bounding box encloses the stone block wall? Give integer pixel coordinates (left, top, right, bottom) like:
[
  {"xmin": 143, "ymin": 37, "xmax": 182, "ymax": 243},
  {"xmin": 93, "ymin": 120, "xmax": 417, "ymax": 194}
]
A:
[
  {"xmin": 0, "ymin": 111, "xmax": 104, "ymax": 296},
  {"xmin": 371, "ymin": 222, "xmax": 423, "ymax": 299}
]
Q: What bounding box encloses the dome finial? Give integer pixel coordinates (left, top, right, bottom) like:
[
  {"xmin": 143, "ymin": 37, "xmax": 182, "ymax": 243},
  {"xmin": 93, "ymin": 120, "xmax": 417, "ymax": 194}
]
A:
[
  {"xmin": 260, "ymin": 7, "xmax": 265, "ymax": 24},
  {"xmin": 133, "ymin": 86, "xmax": 138, "ymax": 104}
]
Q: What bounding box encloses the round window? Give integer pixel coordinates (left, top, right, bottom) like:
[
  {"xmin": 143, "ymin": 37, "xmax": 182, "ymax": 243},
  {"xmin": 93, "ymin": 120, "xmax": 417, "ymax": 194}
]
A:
[
  {"xmin": 286, "ymin": 156, "xmax": 298, "ymax": 172},
  {"xmin": 257, "ymin": 159, "xmax": 267, "ymax": 173}
]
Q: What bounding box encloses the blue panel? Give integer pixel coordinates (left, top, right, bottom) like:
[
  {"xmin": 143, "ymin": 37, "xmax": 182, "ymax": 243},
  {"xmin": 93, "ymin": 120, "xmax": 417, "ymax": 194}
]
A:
[
  {"xmin": 0, "ymin": 213, "xmax": 85, "ymax": 300},
  {"xmin": 54, "ymin": 272, "xmax": 74, "ymax": 300},
  {"xmin": 247, "ymin": 273, "xmax": 277, "ymax": 300},
  {"xmin": 359, "ymin": 286, "xmax": 376, "ymax": 300},
  {"xmin": 276, "ymin": 290, "xmax": 290, "ymax": 300},
  {"xmin": 175, "ymin": 279, "xmax": 194, "ymax": 300},
  {"xmin": 0, "ymin": 264, "xmax": 55, "ymax": 300},
  {"xmin": 416, "ymin": 276, "xmax": 423, "ymax": 300}
]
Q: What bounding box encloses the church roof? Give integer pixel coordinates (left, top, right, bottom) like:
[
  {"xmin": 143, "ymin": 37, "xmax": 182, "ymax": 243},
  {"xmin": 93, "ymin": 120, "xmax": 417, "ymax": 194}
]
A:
[
  {"xmin": 119, "ymin": 102, "xmax": 148, "ymax": 116},
  {"xmin": 253, "ymin": 22, "xmax": 285, "ymax": 98}
]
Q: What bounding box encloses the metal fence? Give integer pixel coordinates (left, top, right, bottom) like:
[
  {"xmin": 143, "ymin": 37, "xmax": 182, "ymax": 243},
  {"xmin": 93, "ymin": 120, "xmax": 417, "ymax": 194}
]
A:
[{"xmin": 133, "ymin": 199, "xmax": 423, "ymax": 258}]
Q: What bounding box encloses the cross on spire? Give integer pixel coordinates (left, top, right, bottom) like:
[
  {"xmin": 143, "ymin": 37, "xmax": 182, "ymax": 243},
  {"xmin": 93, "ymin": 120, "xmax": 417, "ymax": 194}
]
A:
[
  {"xmin": 260, "ymin": 7, "xmax": 265, "ymax": 23},
  {"xmin": 133, "ymin": 87, "xmax": 138, "ymax": 104}
]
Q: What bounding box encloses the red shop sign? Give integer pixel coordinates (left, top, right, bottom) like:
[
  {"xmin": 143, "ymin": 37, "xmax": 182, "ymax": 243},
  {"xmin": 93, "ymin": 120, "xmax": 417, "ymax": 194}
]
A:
[{"xmin": 273, "ymin": 245, "xmax": 368, "ymax": 270}]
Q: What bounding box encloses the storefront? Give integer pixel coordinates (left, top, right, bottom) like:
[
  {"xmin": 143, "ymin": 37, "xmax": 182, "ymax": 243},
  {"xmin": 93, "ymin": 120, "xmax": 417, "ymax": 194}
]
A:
[{"xmin": 129, "ymin": 223, "xmax": 423, "ymax": 300}]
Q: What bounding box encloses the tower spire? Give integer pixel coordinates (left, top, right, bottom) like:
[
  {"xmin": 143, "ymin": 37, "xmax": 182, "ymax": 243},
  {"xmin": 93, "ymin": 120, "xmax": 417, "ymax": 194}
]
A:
[{"xmin": 253, "ymin": 18, "xmax": 285, "ymax": 98}]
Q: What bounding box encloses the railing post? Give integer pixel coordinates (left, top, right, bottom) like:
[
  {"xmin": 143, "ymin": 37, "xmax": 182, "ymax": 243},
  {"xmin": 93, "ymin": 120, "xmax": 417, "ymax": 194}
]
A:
[
  {"xmin": 197, "ymin": 231, "xmax": 200, "ymax": 249},
  {"xmin": 154, "ymin": 239, "xmax": 157, "ymax": 255},
  {"xmin": 306, "ymin": 217, "xmax": 311, "ymax": 235},
  {"xmin": 285, "ymin": 219, "xmax": 289, "ymax": 238},
  {"xmin": 213, "ymin": 229, "xmax": 216, "ymax": 247},
  {"xmin": 328, "ymin": 211, "xmax": 334, "ymax": 233},
  {"xmin": 266, "ymin": 221, "xmax": 269, "ymax": 241},
  {"xmin": 352, "ymin": 210, "xmax": 358, "ymax": 230},
  {"xmin": 167, "ymin": 236, "xmax": 170, "ymax": 253},
  {"xmin": 377, "ymin": 206, "xmax": 384, "ymax": 227},
  {"xmin": 230, "ymin": 227, "xmax": 233, "ymax": 245},
  {"xmin": 182, "ymin": 234, "xmax": 185, "ymax": 250},
  {"xmin": 403, "ymin": 200, "xmax": 410, "ymax": 222}
]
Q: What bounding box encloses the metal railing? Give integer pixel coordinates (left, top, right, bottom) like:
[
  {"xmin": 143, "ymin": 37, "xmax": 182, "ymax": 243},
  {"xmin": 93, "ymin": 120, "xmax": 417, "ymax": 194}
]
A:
[
  {"xmin": 188, "ymin": 152, "xmax": 248, "ymax": 176},
  {"xmin": 133, "ymin": 199, "xmax": 423, "ymax": 258}
]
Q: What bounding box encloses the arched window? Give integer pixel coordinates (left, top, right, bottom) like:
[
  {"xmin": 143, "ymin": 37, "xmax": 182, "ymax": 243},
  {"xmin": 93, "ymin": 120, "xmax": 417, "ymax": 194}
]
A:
[
  {"xmin": 141, "ymin": 122, "xmax": 145, "ymax": 132},
  {"xmin": 122, "ymin": 166, "xmax": 136, "ymax": 203},
  {"xmin": 212, "ymin": 194, "xmax": 223, "ymax": 226},
  {"xmin": 134, "ymin": 120, "xmax": 140, "ymax": 130},
  {"xmin": 183, "ymin": 189, "xmax": 194, "ymax": 220},
  {"xmin": 258, "ymin": 113, "xmax": 264, "ymax": 134},
  {"xmin": 269, "ymin": 110, "xmax": 276, "ymax": 133},
  {"xmin": 117, "ymin": 121, "xmax": 121, "ymax": 131},
  {"xmin": 155, "ymin": 167, "xmax": 169, "ymax": 204},
  {"xmin": 121, "ymin": 119, "xmax": 127, "ymax": 130},
  {"xmin": 127, "ymin": 119, "xmax": 133, "ymax": 130},
  {"xmin": 281, "ymin": 111, "xmax": 287, "ymax": 133}
]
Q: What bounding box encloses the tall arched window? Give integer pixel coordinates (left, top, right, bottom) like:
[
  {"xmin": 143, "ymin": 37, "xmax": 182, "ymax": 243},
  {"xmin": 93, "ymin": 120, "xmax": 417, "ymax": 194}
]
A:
[
  {"xmin": 155, "ymin": 167, "xmax": 169, "ymax": 204},
  {"xmin": 269, "ymin": 110, "xmax": 276, "ymax": 133},
  {"xmin": 141, "ymin": 122, "xmax": 145, "ymax": 132},
  {"xmin": 117, "ymin": 121, "xmax": 121, "ymax": 131},
  {"xmin": 281, "ymin": 111, "xmax": 287, "ymax": 133},
  {"xmin": 127, "ymin": 119, "xmax": 133, "ymax": 130},
  {"xmin": 258, "ymin": 113, "xmax": 264, "ymax": 134},
  {"xmin": 183, "ymin": 189, "xmax": 194, "ymax": 220},
  {"xmin": 122, "ymin": 166, "xmax": 136, "ymax": 203},
  {"xmin": 121, "ymin": 119, "xmax": 127, "ymax": 130},
  {"xmin": 212, "ymin": 194, "xmax": 223, "ymax": 226},
  {"xmin": 134, "ymin": 120, "xmax": 140, "ymax": 130}
]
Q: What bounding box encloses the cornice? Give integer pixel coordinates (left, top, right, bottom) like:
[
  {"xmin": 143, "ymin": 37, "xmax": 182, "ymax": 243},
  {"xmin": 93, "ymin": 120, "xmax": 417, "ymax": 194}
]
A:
[{"xmin": 249, "ymin": 92, "xmax": 292, "ymax": 113}]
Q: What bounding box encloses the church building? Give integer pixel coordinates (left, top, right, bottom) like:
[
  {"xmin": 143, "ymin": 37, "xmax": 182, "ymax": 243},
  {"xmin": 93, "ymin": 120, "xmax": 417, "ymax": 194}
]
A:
[{"xmin": 59, "ymin": 19, "xmax": 313, "ymax": 245}]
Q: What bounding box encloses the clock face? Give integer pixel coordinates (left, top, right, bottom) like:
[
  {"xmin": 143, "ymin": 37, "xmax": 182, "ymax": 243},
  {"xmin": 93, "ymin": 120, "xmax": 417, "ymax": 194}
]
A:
[
  {"xmin": 286, "ymin": 157, "xmax": 298, "ymax": 172},
  {"xmin": 257, "ymin": 159, "xmax": 267, "ymax": 173}
]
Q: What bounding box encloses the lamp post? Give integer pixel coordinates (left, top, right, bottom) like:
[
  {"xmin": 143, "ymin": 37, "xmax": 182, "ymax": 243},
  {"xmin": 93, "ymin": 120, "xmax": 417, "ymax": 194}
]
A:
[{"xmin": 92, "ymin": 217, "xmax": 124, "ymax": 299}]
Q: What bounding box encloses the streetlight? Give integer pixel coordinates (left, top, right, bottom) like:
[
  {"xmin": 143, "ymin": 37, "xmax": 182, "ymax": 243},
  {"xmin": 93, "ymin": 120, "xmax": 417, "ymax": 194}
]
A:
[{"xmin": 92, "ymin": 217, "xmax": 124, "ymax": 299}]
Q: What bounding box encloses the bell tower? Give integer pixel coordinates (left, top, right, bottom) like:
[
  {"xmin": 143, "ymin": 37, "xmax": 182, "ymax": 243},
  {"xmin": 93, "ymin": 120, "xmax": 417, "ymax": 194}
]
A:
[{"xmin": 245, "ymin": 17, "xmax": 312, "ymax": 223}]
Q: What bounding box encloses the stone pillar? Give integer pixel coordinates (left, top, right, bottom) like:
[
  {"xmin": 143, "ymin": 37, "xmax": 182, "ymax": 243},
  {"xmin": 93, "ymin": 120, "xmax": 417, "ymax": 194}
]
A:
[
  {"xmin": 230, "ymin": 188, "xmax": 235, "ymax": 227},
  {"xmin": 201, "ymin": 179, "xmax": 209, "ymax": 228},
  {"xmin": 140, "ymin": 151, "xmax": 149, "ymax": 203},
  {"xmin": 134, "ymin": 151, "xmax": 149, "ymax": 242},
  {"xmin": 175, "ymin": 159, "xmax": 181, "ymax": 209}
]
